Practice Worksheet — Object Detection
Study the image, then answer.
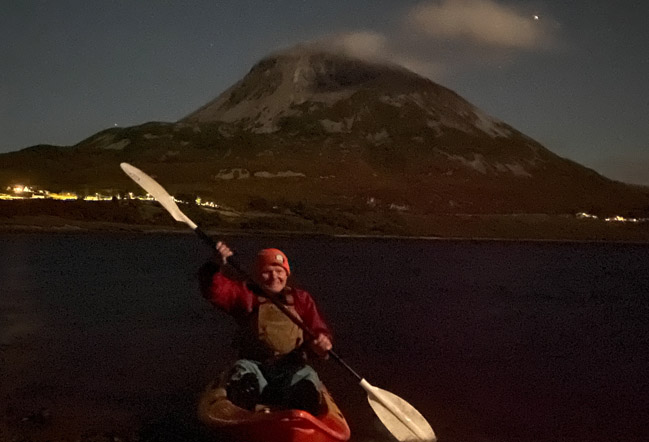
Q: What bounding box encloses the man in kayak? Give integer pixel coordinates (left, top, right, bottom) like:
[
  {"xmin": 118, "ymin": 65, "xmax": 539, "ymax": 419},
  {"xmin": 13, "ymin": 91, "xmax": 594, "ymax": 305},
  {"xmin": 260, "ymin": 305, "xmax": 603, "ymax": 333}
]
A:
[{"xmin": 199, "ymin": 242, "xmax": 333, "ymax": 415}]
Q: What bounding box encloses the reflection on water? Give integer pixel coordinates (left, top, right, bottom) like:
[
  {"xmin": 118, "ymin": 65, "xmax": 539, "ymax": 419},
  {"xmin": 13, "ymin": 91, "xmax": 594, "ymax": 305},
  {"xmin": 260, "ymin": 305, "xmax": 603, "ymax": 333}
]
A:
[{"xmin": 1, "ymin": 233, "xmax": 649, "ymax": 442}]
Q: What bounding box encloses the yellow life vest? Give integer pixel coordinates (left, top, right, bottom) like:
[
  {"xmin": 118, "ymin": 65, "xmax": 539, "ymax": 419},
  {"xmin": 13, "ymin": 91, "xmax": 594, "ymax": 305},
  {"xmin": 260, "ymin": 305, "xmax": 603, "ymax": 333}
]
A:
[
  {"xmin": 238, "ymin": 291, "xmax": 305, "ymax": 360},
  {"xmin": 256, "ymin": 294, "xmax": 304, "ymax": 356}
]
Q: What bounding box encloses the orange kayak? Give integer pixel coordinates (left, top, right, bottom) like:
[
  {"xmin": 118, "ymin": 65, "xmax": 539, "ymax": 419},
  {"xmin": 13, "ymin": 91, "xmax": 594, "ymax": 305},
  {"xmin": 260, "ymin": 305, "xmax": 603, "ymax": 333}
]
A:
[{"xmin": 198, "ymin": 382, "xmax": 351, "ymax": 442}]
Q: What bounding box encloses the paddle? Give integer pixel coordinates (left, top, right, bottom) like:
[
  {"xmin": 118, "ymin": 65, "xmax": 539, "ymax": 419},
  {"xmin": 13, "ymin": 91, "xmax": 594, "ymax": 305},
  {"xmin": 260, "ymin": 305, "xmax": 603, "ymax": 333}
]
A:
[{"xmin": 119, "ymin": 162, "xmax": 436, "ymax": 442}]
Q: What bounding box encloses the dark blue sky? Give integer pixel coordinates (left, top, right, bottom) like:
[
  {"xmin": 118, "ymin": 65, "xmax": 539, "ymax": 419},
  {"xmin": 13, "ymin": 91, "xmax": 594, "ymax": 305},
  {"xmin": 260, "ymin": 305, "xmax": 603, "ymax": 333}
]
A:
[{"xmin": 2, "ymin": 1, "xmax": 648, "ymax": 185}]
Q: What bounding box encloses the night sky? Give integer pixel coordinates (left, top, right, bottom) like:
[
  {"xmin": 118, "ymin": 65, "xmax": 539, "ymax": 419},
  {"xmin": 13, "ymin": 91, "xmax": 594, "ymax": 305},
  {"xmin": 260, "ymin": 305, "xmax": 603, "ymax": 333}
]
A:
[{"xmin": 2, "ymin": 0, "xmax": 648, "ymax": 185}]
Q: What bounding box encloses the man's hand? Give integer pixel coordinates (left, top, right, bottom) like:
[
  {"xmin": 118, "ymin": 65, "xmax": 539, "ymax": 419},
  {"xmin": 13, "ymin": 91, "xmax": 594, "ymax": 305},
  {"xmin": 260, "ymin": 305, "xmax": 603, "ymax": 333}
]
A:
[
  {"xmin": 310, "ymin": 334, "xmax": 332, "ymax": 359},
  {"xmin": 215, "ymin": 241, "xmax": 233, "ymax": 265}
]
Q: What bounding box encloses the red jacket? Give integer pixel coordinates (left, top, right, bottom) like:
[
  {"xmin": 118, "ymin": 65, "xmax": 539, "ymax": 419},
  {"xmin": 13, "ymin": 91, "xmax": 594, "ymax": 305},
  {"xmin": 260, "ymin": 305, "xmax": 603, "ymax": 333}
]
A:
[{"xmin": 201, "ymin": 268, "xmax": 332, "ymax": 342}]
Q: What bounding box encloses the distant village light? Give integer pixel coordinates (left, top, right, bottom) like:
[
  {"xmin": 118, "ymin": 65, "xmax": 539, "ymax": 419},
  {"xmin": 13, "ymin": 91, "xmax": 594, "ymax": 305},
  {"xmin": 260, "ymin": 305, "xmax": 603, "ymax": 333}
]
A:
[{"xmin": 6, "ymin": 186, "xmax": 646, "ymax": 225}]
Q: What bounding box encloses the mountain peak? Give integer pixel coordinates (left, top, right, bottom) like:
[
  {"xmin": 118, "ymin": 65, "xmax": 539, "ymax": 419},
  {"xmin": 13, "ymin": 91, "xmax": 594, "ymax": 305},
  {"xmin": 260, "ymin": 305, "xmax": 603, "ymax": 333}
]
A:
[
  {"xmin": 179, "ymin": 44, "xmax": 453, "ymax": 133},
  {"xmin": 260, "ymin": 42, "xmax": 420, "ymax": 85}
]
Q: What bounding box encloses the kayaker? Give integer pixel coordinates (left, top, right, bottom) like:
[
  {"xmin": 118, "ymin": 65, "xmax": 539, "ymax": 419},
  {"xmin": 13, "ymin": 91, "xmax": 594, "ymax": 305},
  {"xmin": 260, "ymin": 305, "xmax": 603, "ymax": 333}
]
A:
[{"xmin": 199, "ymin": 242, "xmax": 333, "ymax": 415}]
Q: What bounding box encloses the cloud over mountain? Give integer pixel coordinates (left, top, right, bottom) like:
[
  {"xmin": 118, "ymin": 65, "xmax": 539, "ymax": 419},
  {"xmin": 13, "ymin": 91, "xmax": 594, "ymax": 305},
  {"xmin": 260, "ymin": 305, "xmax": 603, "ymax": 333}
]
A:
[{"xmin": 319, "ymin": 0, "xmax": 560, "ymax": 80}]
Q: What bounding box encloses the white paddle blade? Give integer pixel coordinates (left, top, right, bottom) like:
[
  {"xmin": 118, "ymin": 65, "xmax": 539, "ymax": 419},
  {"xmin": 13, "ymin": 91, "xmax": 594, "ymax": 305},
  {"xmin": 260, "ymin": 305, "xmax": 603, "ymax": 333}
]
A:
[
  {"xmin": 119, "ymin": 162, "xmax": 197, "ymax": 229},
  {"xmin": 360, "ymin": 379, "xmax": 436, "ymax": 442}
]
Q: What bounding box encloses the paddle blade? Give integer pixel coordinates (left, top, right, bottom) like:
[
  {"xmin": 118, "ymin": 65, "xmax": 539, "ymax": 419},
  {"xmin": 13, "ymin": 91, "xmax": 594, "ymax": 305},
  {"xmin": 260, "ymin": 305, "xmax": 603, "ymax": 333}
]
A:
[
  {"xmin": 360, "ymin": 379, "xmax": 436, "ymax": 442},
  {"xmin": 119, "ymin": 162, "xmax": 197, "ymax": 229}
]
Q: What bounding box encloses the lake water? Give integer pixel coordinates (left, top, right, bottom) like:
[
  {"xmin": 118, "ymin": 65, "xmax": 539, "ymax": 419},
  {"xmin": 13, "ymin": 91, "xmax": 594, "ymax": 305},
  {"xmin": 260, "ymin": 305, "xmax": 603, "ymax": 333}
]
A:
[{"xmin": 1, "ymin": 232, "xmax": 648, "ymax": 442}]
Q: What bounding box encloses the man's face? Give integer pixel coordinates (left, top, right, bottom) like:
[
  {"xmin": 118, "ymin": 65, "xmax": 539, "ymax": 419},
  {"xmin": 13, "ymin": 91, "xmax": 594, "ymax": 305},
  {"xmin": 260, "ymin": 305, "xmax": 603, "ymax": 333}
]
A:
[{"xmin": 258, "ymin": 264, "xmax": 287, "ymax": 294}]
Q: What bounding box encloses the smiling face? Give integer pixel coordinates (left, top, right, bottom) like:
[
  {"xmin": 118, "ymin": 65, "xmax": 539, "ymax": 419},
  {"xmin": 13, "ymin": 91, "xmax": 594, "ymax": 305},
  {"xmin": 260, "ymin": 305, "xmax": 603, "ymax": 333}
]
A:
[{"xmin": 257, "ymin": 264, "xmax": 288, "ymax": 294}]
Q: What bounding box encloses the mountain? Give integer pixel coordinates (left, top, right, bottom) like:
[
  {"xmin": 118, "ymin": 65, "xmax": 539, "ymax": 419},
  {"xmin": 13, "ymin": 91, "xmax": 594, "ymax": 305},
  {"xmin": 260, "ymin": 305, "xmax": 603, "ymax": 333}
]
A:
[{"xmin": 1, "ymin": 44, "xmax": 648, "ymax": 230}]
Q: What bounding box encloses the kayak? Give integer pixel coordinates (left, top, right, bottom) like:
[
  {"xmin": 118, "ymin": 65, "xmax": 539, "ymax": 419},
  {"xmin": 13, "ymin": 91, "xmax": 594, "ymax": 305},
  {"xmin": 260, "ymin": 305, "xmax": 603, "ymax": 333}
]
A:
[{"xmin": 197, "ymin": 381, "xmax": 351, "ymax": 442}]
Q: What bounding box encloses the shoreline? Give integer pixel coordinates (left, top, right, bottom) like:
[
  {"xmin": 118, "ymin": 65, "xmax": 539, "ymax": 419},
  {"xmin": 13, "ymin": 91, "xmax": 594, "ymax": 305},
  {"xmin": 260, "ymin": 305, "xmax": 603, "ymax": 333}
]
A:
[{"xmin": 1, "ymin": 215, "xmax": 649, "ymax": 244}]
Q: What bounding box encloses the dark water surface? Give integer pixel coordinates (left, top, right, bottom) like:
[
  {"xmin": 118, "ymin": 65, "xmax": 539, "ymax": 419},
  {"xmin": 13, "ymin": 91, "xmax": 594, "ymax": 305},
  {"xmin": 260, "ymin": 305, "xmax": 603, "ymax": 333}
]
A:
[{"xmin": 2, "ymin": 232, "xmax": 649, "ymax": 442}]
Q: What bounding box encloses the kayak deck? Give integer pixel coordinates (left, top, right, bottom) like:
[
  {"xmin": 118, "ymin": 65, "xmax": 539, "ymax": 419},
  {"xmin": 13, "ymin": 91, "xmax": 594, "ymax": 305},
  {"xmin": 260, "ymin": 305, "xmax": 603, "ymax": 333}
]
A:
[{"xmin": 198, "ymin": 382, "xmax": 350, "ymax": 442}]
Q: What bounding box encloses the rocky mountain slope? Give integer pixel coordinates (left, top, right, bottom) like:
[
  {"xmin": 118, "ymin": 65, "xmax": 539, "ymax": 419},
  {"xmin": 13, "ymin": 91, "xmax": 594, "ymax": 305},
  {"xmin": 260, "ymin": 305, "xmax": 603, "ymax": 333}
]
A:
[{"xmin": 1, "ymin": 44, "xmax": 648, "ymax": 225}]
